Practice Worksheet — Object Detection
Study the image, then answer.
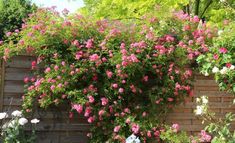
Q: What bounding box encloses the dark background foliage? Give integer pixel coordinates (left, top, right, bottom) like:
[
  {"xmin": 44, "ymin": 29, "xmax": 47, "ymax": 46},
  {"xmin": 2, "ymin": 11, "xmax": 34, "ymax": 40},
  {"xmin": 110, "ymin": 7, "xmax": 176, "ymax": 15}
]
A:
[{"xmin": 0, "ymin": 0, "xmax": 36, "ymax": 39}]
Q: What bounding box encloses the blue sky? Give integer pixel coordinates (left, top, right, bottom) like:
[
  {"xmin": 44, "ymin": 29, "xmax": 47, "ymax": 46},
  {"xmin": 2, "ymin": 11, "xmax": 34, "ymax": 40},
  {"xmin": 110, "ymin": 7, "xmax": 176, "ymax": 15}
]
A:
[{"xmin": 32, "ymin": 0, "xmax": 84, "ymax": 13}]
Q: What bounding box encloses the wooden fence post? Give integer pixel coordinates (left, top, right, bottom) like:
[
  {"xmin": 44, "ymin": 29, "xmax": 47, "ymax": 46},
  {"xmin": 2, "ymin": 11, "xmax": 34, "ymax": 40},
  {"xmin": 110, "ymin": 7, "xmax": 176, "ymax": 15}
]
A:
[{"xmin": 0, "ymin": 60, "xmax": 5, "ymax": 112}]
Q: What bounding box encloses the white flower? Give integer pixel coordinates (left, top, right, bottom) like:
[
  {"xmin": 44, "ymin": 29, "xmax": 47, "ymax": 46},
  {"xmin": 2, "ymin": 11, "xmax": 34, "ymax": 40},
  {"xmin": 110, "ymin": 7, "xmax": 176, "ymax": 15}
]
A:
[
  {"xmin": 201, "ymin": 96, "xmax": 208, "ymax": 104},
  {"xmin": 220, "ymin": 0, "xmax": 226, "ymax": 3},
  {"xmin": 126, "ymin": 134, "xmax": 137, "ymax": 143},
  {"xmin": 2, "ymin": 123, "xmax": 8, "ymax": 129},
  {"xmin": 31, "ymin": 118, "xmax": 40, "ymax": 124},
  {"xmin": 195, "ymin": 106, "xmax": 203, "ymax": 115},
  {"xmin": 196, "ymin": 98, "xmax": 200, "ymax": 103},
  {"xmin": 19, "ymin": 118, "xmax": 28, "ymax": 125},
  {"xmin": 218, "ymin": 30, "xmax": 223, "ymax": 36},
  {"xmin": 0, "ymin": 112, "xmax": 8, "ymax": 119},
  {"xmin": 230, "ymin": 65, "xmax": 235, "ymax": 70},
  {"xmin": 8, "ymin": 120, "xmax": 17, "ymax": 128},
  {"xmin": 220, "ymin": 67, "xmax": 228, "ymax": 75},
  {"xmin": 212, "ymin": 67, "xmax": 219, "ymax": 73},
  {"xmin": 204, "ymin": 72, "xmax": 209, "ymax": 76},
  {"xmin": 134, "ymin": 138, "xmax": 141, "ymax": 143},
  {"xmin": 11, "ymin": 110, "xmax": 22, "ymax": 117}
]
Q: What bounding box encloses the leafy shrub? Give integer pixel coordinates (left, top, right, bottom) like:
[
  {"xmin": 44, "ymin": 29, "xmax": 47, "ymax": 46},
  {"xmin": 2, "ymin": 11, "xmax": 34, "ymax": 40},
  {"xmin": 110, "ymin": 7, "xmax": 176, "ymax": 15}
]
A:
[
  {"xmin": 160, "ymin": 124, "xmax": 191, "ymax": 143},
  {"xmin": 195, "ymin": 95, "xmax": 235, "ymax": 143},
  {"xmin": 197, "ymin": 21, "xmax": 235, "ymax": 93},
  {"xmin": 0, "ymin": 110, "xmax": 39, "ymax": 143},
  {"xmin": 0, "ymin": 8, "xmax": 219, "ymax": 142},
  {"xmin": 0, "ymin": 0, "xmax": 36, "ymax": 39}
]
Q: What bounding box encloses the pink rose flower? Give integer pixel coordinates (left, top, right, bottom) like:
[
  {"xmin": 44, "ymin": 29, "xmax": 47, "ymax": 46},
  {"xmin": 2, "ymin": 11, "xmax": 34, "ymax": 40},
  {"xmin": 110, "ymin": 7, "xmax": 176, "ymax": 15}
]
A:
[
  {"xmin": 50, "ymin": 85, "xmax": 55, "ymax": 91},
  {"xmin": 107, "ymin": 106, "xmax": 112, "ymax": 114},
  {"xmin": 147, "ymin": 131, "xmax": 152, "ymax": 138},
  {"xmin": 192, "ymin": 16, "xmax": 200, "ymax": 23},
  {"xmin": 69, "ymin": 112, "xmax": 74, "ymax": 119},
  {"xmin": 87, "ymin": 116, "xmax": 95, "ymax": 123},
  {"xmin": 62, "ymin": 8, "xmax": 69, "ymax": 15},
  {"xmin": 219, "ymin": 47, "xmax": 227, "ymax": 54},
  {"xmin": 72, "ymin": 104, "xmax": 83, "ymax": 114},
  {"xmin": 122, "ymin": 80, "xmax": 126, "ymax": 84},
  {"xmin": 35, "ymin": 79, "xmax": 42, "ymax": 87},
  {"xmin": 183, "ymin": 25, "xmax": 191, "ymax": 31},
  {"xmin": 24, "ymin": 77, "xmax": 29, "ymax": 83},
  {"xmin": 129, "ymin": 54, "xmax": 139, "ymax": 63},
  {"xmin": 172, "ymin": 123, "xmax": 180, "ymax": 132},
  {"xmin": 154, "ymin": 130, "xmax": 160, "ymax": 137},
  {"xmin": 84, "ymin": 107, "xmax": 92, "ymax": 117},
  {"xmin": 101, "ymin": 97, "xmax": 108, "ymax": 106},
  {"xmin": 187, "ymin": 53, "xmax": 194, "ymax": 60},
  {"xmin": 106, "ymin": 71, "xmax": 113, "ymax": 78},
  {"xmin": 226, "ymin": 63, "xmax": 232, "ymax": 68},
  {"xmin": 126, "ymin": 118, "xmax": 131, "ymax": 124},
  {"xmin": 102, "ymin": 57, "xmax": 107, "ymax": 62},
  {"xmin": 72, "ymin": 40, "xmax": 79, "ymax": 46},
  {"xmin": 6, "ymin": 32, "xmax": 12, "ymax": 37},
  {"xmin": 75, "ymin": 51, "xmax": 83, "ymax": 60},
  {"xmin": 86, "ymin": 39, "xmax": 93, "ymax": 48},
  {"xmin": 131, "ymin": 123, "xmax": 140, "ymax": 134},
  {"xmin": 168, "ymin": 98, "xmax": 174, "ymax": 102},
  {"xmin": 31, "ymin": 61, "xmax": 37, "ymax": 69},
  {"xmin": 143, "ymin": 76, "xmax": 148, "ymax": 82},
  {"xmin": 54, "ymin": 65, "xmax": 59, "ymax": 71},
  {"xmin": 61, "ymin": 61, "xmax": 66, "ymax": 66},
  {"xmin": 165, "ymin": 35, "xmax": 174, "ymax": 42},
  {"xmin": 118, "ymin": 88, "xmax": 124, "ymax": 93},
  {"xmin": 124, "ymin": 108, "xmax": 130, "ymax": 113},
  {"xmin": 130, "ymin": 84, "xmax": 136, "ymax": 93},
  {"xmin": 116, "ymin": 64, "xmax": 121, "ymax": 69},
  {"xmin": 114, "ymin": 125, "xmax": 121, "ymax": 133},
  {"xmin": 88, "ymin": 95, "xmax": 95, "ymax": 103},
  {"xmin": 200, "ymin": 130, "xmax": 211, "ymax": 142},
  {"xmin": 112, "ymin": 83, "xmax": 118, "ymax": 89},
  {"xmin": 57, "ymin": 83, "xmax": 63, "ymax": 88},
  {"xmin": 31, "ymin": 77, "xmax": 36, "ymax": 82},
  {"xmin": 89, "ymin": 54, "xmax": 99, "ymax": 62},
  {"xmin": 98, "ymin": 110, "xmax": 105, "ymax": 116},
  {"xmin": 45, "ymin": 67, "xmax": 51, "ymax": 73}
]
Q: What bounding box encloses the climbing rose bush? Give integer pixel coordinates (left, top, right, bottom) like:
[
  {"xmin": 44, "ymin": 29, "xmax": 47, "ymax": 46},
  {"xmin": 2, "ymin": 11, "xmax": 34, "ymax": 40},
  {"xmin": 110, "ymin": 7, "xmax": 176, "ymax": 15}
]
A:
[
  {"xmin": 197, "ymin": 21, "xmax": 235, "ymax": 93},
  {"xmin": 0, "ymin": 8, "xmax": 218, "ymax": 142}
]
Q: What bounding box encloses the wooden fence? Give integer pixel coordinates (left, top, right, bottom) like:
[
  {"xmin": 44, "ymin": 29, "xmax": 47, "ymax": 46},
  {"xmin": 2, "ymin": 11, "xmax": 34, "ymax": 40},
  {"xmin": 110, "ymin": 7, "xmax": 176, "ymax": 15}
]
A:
[{"xmin": 0, "ymin": 55, "xmax": 234, "ymax": 142}]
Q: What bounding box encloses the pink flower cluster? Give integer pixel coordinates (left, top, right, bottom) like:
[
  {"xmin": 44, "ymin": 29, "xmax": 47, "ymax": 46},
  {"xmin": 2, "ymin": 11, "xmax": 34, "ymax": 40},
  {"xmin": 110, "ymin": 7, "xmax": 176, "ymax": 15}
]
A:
[
  {"xmin": 4, "ymin": 8, "xmax": 220, "ymax": 142},
  {"xmin": 199, "ymin": 130, "xmax": 211, "ymax": 142}
]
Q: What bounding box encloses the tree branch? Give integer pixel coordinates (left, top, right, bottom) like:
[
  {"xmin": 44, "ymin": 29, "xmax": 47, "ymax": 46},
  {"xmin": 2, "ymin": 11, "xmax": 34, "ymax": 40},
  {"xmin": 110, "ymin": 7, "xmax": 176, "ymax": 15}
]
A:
[
  {"xmin": 200, "ymin": 0, "xmax": 213, "ymax": 18},
  {"xmin": 194, "ymin": 0, "xmax": 200, "ymax": 16}
]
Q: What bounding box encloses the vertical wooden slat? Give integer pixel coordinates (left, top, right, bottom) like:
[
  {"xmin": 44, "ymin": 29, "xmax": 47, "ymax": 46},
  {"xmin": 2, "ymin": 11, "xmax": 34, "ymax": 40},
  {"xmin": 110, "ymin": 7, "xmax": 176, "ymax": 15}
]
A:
[{"xmin": 0, "ymin": 60, "xmax": 5, "ymax": 111}]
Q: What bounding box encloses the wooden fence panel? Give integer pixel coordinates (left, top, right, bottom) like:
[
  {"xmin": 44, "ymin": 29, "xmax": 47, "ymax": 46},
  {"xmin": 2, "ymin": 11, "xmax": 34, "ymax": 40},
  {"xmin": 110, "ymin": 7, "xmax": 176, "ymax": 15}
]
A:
[
  {"xmin": 1, "ymin": 56, "xmax": 89, "ymax": 143},
  {"xmin": 0, "ymin": 60, "xmax": 4, "ymax": 112},
  {"xmin": 0, "ymin": 55, "xmax": 234, "ymax": 142},
  {"xmin": 166, "ymin": 75, "xmax": 235, "ymax": 135}
]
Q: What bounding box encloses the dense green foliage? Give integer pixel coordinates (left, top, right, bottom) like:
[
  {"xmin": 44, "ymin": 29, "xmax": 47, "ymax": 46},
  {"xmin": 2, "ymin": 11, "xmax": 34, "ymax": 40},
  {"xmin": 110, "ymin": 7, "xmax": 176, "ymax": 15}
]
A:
[
  {"xmin": 80, "ymin": 0, "xmax": 235, "ymax": 26},
  {"xmin": 0, "ymin": 7, "xmax": 222, "ymax": 141},
  {"xmin": 80, "ymin": 0, "xmax": 187, "ymax": 19},
  {"xmin": 195, "ymin": 96, "xmax": 235, "ymax": 143},
  {"xmin": 0, "ymin": 0, "xmax": 36, "ymax": 39},
  {"xmin": 197, "ymin": 21, "xmax": 235, "ymax": 93},
  {"xmin": 0, "ymin": 0, "xmax": 234, "ymax": 142}
]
